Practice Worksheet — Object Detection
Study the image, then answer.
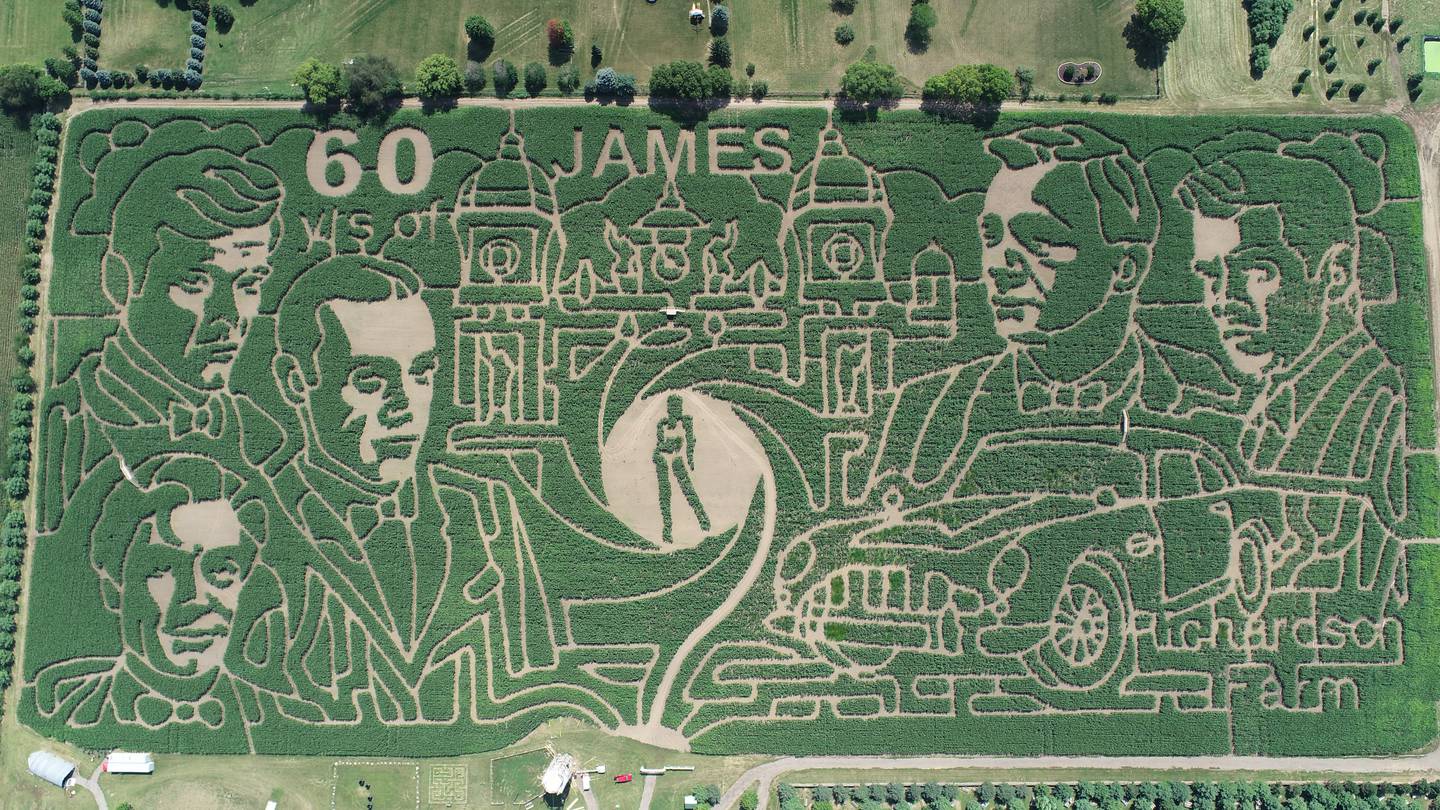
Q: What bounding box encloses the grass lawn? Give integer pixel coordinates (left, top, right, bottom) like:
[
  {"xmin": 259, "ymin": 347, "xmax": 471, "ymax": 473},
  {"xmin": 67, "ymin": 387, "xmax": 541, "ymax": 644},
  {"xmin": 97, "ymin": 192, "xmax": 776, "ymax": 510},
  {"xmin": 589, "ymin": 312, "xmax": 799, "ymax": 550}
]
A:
[
  {"xmin": 724, "ymin": 0, "xmax": 1154, "ymax": 97},
  {"xmin": 100, "ymin": 0, "xmax": 205, "ymax": 78},
  {"xmin": 0, "ymin": 0, "xmax": 72, "ymax": 68},
  {"xmin": 1392, "ymin": 0, "xmax": 1440, "ymax": 103},
  {"xmin": 490, "ymin": 748, "xmax": 550, "ymax": 805},
  {"xmin": 79, "ymin": 0, "xmax": 1156, "ymax": 97},
  {"xmin": 334, "ymin": 762, "xmax": 418, "ymax": 810}
]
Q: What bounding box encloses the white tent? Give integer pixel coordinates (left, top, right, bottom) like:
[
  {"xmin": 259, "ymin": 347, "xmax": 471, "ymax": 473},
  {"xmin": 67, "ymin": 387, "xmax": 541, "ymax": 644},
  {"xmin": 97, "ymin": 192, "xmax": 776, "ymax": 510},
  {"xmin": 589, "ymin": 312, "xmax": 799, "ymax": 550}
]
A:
[
  {"xmin": 542, "ymin": 754, "xmax": 575, "ymax": 795},
  {"xmin": 27, "ymin": 751, "xmax": 76, "ymax": 788}
]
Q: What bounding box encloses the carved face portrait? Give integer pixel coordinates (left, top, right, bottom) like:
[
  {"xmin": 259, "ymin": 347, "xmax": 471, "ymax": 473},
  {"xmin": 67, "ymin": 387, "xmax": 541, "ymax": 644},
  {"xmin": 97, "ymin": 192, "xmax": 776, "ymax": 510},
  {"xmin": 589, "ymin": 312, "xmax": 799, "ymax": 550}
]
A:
[
  {"xmin": 90, "ymin": 456, "xmax": 259, "ymax": 678},
  {"xmin": 108, "ymin": 149, "xmax": 283, "ymax": 390},
  {"xmin": 124, "ymin": 497, "xmax": 255, "ymax": 672},
  {"xmin": 1182, "ymin": 146, "xmax": 1357, "ymax": 375},
  {"xmin": 132, "ymin": 223, "xmax": 275, "ymax": 387},
  {"xmin": 979, "ymin": 128, "xmax": 1156, "ymax": 359},
  {"xmin": 312, "ymin": 295, "xmax": 437, "ymax": 485},
  {"xmin": 274, "ymin": 256, "xmax": 432, "ymax": 489},
  {"xmin": 1190, "ymin": 207, "xmax": 1308, "ymax": 374}
]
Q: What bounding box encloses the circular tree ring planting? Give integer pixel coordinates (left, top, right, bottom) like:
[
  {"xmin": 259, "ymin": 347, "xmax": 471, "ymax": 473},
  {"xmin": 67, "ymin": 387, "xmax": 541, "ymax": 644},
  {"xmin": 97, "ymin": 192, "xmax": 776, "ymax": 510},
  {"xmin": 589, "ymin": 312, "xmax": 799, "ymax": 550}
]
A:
[{"xmin": 1057, "ymin": 61, "xmax": 1102, "ymax": 85}]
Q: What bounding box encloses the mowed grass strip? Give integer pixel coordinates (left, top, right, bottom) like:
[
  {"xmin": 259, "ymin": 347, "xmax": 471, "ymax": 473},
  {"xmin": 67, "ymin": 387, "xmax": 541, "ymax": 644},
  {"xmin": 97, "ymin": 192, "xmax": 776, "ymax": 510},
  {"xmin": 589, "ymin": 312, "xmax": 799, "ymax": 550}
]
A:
[{"xmin": 1164, "ymin": 0, "xmax": 1399, "ymax": 109}]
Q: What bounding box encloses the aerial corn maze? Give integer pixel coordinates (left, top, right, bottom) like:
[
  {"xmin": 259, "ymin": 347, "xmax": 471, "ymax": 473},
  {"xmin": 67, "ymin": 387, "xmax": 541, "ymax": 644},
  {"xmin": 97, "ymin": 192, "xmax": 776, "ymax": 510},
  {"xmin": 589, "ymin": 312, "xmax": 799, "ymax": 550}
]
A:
[{"xmin": 17, "ymin": 105, "xmax": 1440, "ymax": 758}]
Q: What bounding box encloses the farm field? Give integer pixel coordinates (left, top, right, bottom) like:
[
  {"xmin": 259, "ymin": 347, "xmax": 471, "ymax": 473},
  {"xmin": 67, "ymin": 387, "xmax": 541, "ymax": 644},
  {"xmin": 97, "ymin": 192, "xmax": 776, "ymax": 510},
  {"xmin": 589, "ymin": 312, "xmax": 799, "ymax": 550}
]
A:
[
  {"xmin": 84, "ymin": 0, "xmax": 1156, "ymax": 97},
  {"xmin": 14, "ymin": 103, "xmax": 1440, "ymax": 761},
  {"xmin": 0, "ymin": 116, "xmax": 37, "ymax": 483}
]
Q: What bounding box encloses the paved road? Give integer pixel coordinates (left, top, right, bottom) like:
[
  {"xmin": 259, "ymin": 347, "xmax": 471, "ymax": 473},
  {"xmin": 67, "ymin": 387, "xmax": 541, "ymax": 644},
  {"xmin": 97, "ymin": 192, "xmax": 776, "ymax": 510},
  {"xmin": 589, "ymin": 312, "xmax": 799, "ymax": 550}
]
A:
[
  {"xmin": 73, "ymin": 764, "xmax": 108, "ymax": 810},
  {"xmin": 581, "ymin": 779, "xmax": 602, "ymax": 810}
]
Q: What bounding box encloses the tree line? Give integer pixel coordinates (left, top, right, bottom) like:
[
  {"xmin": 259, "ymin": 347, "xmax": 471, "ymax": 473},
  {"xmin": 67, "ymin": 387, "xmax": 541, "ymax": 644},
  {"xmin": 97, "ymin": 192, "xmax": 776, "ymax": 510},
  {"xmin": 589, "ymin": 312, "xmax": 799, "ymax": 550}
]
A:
[{"xmin": 775, "ymin": 780, "xmax": 1440, "ymax": 810}]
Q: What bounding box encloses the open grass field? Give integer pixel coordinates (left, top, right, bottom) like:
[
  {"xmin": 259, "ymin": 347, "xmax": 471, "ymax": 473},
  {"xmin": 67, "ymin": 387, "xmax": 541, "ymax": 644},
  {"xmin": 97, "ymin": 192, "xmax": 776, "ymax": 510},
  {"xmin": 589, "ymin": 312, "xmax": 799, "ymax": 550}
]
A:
[
  {"xmin": 1164, "ymin": 0, "xmax": 1405, "ymax": 109},
  {"xmin": 333, "ymin": 761, "xmax": 419, "ymax": 810},
  {"xmin": 12, "ymin": 103, "xmax": 1440, "ymax": 762},
  {"xmin": 1393, "ymin": 0, "xmax": 1440, "ymax": 104},
  {"xmin": 0, "ymin": 0, "xmax": 74, "ymax": 68},
  {"xmin": 720, "ymin": 0, "xmax": 1153, "ymax": 96},
  {"xmin": 81, "ymin": 0, "xmax": 1158, "ymax": 97},
  {"xmin": 490, "ymin": 749, "xmax": 552, "ymax": 805}
]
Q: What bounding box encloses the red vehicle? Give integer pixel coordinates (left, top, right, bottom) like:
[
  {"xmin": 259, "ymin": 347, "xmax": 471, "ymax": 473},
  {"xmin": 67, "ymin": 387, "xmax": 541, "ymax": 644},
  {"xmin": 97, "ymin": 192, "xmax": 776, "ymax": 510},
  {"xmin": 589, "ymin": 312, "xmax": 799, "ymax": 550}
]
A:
[{"xmin": 615, "ymin": 774, "xmax": 633, "ymax": 784}]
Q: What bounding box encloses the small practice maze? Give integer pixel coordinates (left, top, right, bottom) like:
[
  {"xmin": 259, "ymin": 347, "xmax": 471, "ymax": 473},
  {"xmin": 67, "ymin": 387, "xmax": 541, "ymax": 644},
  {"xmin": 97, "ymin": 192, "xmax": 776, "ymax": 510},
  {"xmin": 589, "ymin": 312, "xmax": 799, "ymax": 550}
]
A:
[
  {"xmin": 17, "ymin": 105, "xmax": 1440, "ymax": 757},
  {"xmin": 429, "ymin": 764, "xmax": 471, "ymax": 806}
]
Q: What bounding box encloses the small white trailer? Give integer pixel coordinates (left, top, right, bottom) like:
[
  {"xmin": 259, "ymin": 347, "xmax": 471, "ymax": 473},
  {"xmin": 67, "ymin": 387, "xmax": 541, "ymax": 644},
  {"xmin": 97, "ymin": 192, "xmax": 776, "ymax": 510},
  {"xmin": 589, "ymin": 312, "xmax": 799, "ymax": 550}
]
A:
[{"xmin": 103, "ymin": 751, "xmax": 156, "ymax": 775}]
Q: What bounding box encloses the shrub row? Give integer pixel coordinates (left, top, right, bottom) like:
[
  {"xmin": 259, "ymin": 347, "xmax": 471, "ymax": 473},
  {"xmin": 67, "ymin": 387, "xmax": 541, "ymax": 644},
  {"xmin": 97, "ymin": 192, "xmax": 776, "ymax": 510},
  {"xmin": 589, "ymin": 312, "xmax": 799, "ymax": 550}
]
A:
[
  {"xmin": 61, "ymin": 0, "xmax": 103, "ymax": 75},
  {"xmin": 1245, "ymin": 0, "xmax": 1292, "ymax": 75},
  {"xmin": 779, "ymin": 780, "xmax": 1440, "ymax": 810}
]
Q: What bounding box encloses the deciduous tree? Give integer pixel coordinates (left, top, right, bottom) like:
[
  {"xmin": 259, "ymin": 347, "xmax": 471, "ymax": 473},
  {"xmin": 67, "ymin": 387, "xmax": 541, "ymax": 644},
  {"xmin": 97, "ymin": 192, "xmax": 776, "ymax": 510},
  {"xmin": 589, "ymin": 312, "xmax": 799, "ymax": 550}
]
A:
[
  {"xmin": 492, "ymin": 59, "xmax": 518, "ymax": 96},
  {"xmin": 0, "ymin": 64, "xmax": 43, "ymax": 111},
  {"xmin": 344, "ymin": 54, "xmax": 404, "ymax": 116},
  {"xmin": 839, "ymin": 59, "xmax": 902, "ymax": 106},
  {"xmin": 293, "ymin": 57, "xmax": 344, "ymax": 106},
  {"xmin": 906, "ymin": 2, "xmax": 938, "ymax": 50},
  {"xmin": 557, "ymin": 65, "xmax": 580, "ymax": 94},
  {"xmin": 546, "ymin": 19, "xmax": 574, "ymax": 53},
  {"xmin": 1134, "ymin": 0, "xmax": 1186, "ymax": 44},
  {"xmin": 923, "ymin": 63, "xmax": 1013, "ymax": 104},
  {"xmin": 465, "ymin": 15, "xmax": 495, "ymax": 48},
  {"xmin": 414, "ymin": 53, "xmax": 462, "ymax": 100},
  {"xmin": 650, "ymin": 60, "xmax": 730, "ymax": 101},
  {"xmin": 524, "ymin": 61, "xmax": 547, "ymax": 97}
]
